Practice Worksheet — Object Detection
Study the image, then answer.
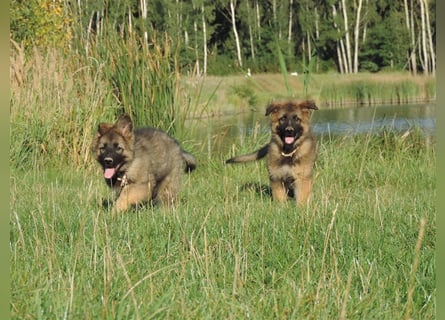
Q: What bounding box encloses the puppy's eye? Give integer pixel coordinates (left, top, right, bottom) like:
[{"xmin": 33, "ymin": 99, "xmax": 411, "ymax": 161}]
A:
[
  {"xmin": 112, "ymin": 142, "xmax": 124, "ymax": 154},
  {"xmin": 279, "ymin": 115, "xmax": 287, "ymax": 122},
  {"xmin": 99, "ymin": 146, "xmax": 106, "ymax": 154},
  {"xmin": 293, "ymin": 115, "xmax": 300, "ymax": 122}
]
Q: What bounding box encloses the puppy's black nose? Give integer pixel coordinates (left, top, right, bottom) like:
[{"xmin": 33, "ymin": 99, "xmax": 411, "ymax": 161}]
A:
[
  {"xmin": 285, "ymin": 126, "xmax": 294, "ymax": 134},
  {"xmin": 104, "ymin": 157, "xmax": 113, "ymax": 166}
]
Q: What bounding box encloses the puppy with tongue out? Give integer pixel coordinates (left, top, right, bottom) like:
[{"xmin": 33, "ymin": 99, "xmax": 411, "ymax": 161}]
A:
[
  {"xmin": 226, "ymin": 99, "xmax": 318, "ymax": 205},
  {"xmin": 92, "ymin": 114, "xmax": 197, "ymax": 213}
]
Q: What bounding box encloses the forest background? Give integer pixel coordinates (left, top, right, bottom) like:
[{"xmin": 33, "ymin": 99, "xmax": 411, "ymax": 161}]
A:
[{"xmin": 11, "ymin": 0, "xmax": 436, "ymax": 76}]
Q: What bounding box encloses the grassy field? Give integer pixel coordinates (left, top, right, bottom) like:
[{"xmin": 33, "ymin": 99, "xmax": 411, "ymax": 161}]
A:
[
  {"xmin": 10, "ymin": 129, "xmax": 435, "ymax": 319},
  {"xmin": 10, "ymin": 45, "xmax": 436, "ymax": 318}
]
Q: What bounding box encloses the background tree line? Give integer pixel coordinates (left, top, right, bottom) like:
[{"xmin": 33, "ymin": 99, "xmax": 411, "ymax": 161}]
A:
[{"xmin": 11, "ymin": 0, "xmax": 435, "ymax": 76}]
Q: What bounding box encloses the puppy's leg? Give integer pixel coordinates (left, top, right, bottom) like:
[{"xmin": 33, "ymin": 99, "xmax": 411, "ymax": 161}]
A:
[
  {"xmin": 295, "ymin": 177, "xmax": 312, "ymax": 205},
  {"xmin": 156, "ymin": 170, "xmax": 181, "ymax": 207},
  {"xmin": 270, "ymin": 180, "xmax": 287, "ymax": 203},
  {"xmin": 114, "ymin": 183, "xmax": 151, "ymax": 213}
]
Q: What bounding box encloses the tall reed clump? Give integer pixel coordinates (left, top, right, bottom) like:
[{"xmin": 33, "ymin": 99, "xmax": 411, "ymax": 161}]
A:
[
  {"xmin": 10, "ymin": 33, "xmax": 193, "ymax": 170},
  {"xmin": 94, "ymin": 33, "xmax": 184, "ymax": 133},
  {"xmin": 10, "ymin": 41, "xmax": 111, "ymax": 170}
]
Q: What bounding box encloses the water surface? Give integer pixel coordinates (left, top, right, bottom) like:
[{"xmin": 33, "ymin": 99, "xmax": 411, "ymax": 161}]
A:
[
  {"xmin": 311, "ymin": 103, "xmax": 435, "ymax": 136},
  {"xmin": 191, "ymin": 103, "xmax": 435, "ymax": 157}
]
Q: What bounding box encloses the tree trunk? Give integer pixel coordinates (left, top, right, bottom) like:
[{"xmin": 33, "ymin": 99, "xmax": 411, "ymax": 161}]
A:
[
  {"xmin": 201, "ymin": 4, "xmax": 207, "ymax": 76},
  {"xmin": 140, "ymin": 0, "xmax": 148, "ymax": 45},
  {"xmin": 288, "ymin": 0, "xmax": 293, "ymax": 45},
  {"xmin": 423, "ymin": 0, "xmax": 435, "ymax": 75},
  {"xmin": 128, "ymin": 7, "xmax": 133, "ymax": 36},
  {"xmin": 315, "ymin": 8, "xmax": 320, "ymax": 72},
  {"xmin": 315, "ymin": 8, "xmax": 319, "ymax": 39},
  {"xmin": 340, "ymin": 38, "xmax": 348, "ymax": 73},
  {"xmin": 255, "ymin": 0, "xmax": 261, "ymax": 41},
  {"xmin": 353, "ymin": 0, "xmax": 363, "ymax": 73},
  {"xmin": 404, "ymin": 0, "xmax": 417, "ymax": 75},
  {"xmin": 194, "ymin": 20, "xmax": 200, "ymax": 75},
  {"xmin": 419, "ymin": 0, "xmax": 428, "ymax": 74},
  {"xmin": 246, "ymin": 0, "xmax": 255, "ymax": 61},
  {"xmin": 332, "ymin": 4, "xmax": 347, "ymax": 73},
  {"xmin": 336, "ymin": 45, "xmax": 344, "ymax": 74},
  {"xmin": 307, "ymin": 31, "xmax": 311, "ymax": 63},
  {"xmin": 341, "ymin": 0, "xmax": 353, "ymax": 73},
  {"xmin": 272, "ymin": 0, "xmax": 277, "ymax": 30},
  {"xmin": 230, "ymin": 0, "xmax": 243, "ymax": 68}
]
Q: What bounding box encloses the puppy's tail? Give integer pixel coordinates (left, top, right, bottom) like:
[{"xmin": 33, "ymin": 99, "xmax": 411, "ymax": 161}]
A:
[
  {"xmin": 182, "ymin": 150, "xmax": 197, "ymax": 172},
  {"xmin": 225, "ymin": 144, "xmax": 268, "ymax": 164}
]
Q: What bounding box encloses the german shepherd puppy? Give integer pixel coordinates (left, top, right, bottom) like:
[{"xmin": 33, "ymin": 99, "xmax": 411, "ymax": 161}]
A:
[
  {"xmin": 92, "ymin": 114, "xmax": 197, "ymax": 213},
  {"xmin": 226, "ymin": 99, "xmax": 318, "ymax": 205}
]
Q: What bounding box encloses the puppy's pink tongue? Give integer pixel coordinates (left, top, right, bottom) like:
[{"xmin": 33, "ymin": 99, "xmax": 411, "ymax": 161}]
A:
[
  {"xmin": 104, "ymin": 168, "xmax": 116, "ymax": 179},
  {"xmin": 285, "ymin": 137, "xmax": 295, "ymax": 144}
]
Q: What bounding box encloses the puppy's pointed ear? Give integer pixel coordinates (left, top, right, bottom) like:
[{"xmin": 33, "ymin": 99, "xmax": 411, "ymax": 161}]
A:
[
  {"xmin": 265, "ymin": 102, "xmax": 279, "ymax": 116},
  {"xmin": 115, "ymin": 114, "xmax": 134, "ymax": 138},
  {"xmin": 300, "ymin": 100, "xmax": 318, "ymax": 110},
  {"xmin": 98, "ymin": 123, "xmax": 113, "ymax": 136}
]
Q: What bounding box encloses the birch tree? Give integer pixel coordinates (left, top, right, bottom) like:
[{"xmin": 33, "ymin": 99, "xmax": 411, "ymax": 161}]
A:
[
  {"xmin": 229, "ymin": 0, "xmax": 243, "ymax": 67},
  {"xmin": 419, "ymin": 0, "xmax": 435, "ymax": 75},
  {"xmin": 201, "ymin": 4, "xmax": 208, "ymax": 75},
  {"xmin": 288, "ymin": 0, "xmax": 293, "ymax": 46},
  {"xmin": 419, "ymin": 0, "xmax": 428, "ymax": 74},
  {"xmin": 332, "ymin": 4, "xmax": 347, "ymax": 73},
  {"xmin": 404, "ymin": 0, "xmax": 417, "ymax": 75},
  {"xmin": 255, "ymin": 0, "xmax": 261, "ymax": 41},
  {"xmin": 140, "ymin": 0, "xmax": 148, "ymax": 45},
  {"xmin": 341, "ymin": 0, "xmax": 353, "ymax": 73},
  {"xmin": 423, "ymin": 0, "xmax": 435, "ymax": 76},
  {"xmin": 245, "ymin": 0, "xmax": 256, "ymax": 61},
  {"xmin": 353, "ymin": 0, "xmax": 363, "ymax": 73}
]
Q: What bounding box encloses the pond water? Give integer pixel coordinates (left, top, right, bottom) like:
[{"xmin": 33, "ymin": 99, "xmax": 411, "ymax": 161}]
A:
[
  {"xmin": 190, "ymin": 103, "xmax": 435, "ymax": 157},
  {"xmin": 311, "ymin": 103, "xmax": 435, "ymax": 136}
]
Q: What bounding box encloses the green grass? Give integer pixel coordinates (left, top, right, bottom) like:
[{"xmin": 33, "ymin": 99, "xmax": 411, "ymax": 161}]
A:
[
  {"xmin": 10, "ymin": 44, "xmax": 435, "ymax": 319},
  {"xmin": 10, "ymin": 130, "xmax": 435, "ymax": 319}
]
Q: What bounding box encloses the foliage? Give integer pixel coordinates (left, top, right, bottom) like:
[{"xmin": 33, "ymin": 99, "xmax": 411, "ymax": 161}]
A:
[
  {"xmin": 359, "ymin": 6, "xmax": 410, "ymax": 72},
  {"xmin": 228, "ymin": 83, "xmax": 258, "ymax": 108},
  {"xmin": 9, "ymin": 0, "xmax": 436, "ymax": 75},
  {"xmin": 10, "ymin": 0, "xmax": 72, "ymax": 52}
]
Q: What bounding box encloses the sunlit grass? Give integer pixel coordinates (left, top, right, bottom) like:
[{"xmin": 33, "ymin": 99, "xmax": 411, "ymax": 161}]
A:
[
  {"xmin": 10, "ymin": 130, "xmax": 435, "ymax": 319},
  {"xmin": 10, "ymin": 43, "xmax": 435, "ymax": 319}
]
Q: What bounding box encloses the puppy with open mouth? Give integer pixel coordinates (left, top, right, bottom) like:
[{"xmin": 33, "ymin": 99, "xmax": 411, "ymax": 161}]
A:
[
  {"xmin": 226, "ymin": 99, "xmax": 318, "ymax": 205},
  {"xmin": 92, "ymin": 114, "xmax": 197, "ymax": 213}
]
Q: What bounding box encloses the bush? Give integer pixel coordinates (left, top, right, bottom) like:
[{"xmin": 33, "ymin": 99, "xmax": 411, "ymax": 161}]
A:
[
  {"xmin": 360, "ymin": 61, "xmax": 380, "ymax": 73},
  {"xmin": 10, "ymin": 0, "xmax": 72, "ymax": 52},
  {"xmin": 229, "ymin": 84, "xmax": 258, "ymax": 108}
]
